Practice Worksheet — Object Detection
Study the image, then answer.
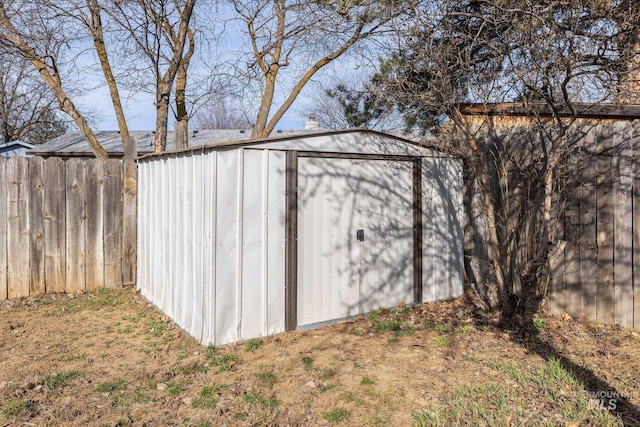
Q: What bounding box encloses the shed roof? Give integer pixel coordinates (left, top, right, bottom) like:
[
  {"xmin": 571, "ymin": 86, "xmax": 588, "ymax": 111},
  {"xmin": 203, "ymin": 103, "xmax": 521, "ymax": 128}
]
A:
[
  {"xmin": 136, "ymin": 129, "xmax": 447, "ymax": 161},
  {"xmin": 29, "ymin": 128, "xmax": 440, "ymax": 159},
  {"xmin": 457, "ymin": 102, "xmax": 640, "ymax": 120},
  {"xmin": 28, "ymin": 129, "xmax": 314, "ymax": 158}
]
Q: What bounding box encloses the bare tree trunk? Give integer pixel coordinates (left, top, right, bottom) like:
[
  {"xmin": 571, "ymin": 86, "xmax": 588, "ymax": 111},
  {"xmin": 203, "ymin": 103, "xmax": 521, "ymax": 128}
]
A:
[
  {"xmin": 88, "ymin": 0, "xmax": 129, "ymax": 141},
  {"xmin": 152, "ymin": 0, "xmax": 196, "ymax": 152}
]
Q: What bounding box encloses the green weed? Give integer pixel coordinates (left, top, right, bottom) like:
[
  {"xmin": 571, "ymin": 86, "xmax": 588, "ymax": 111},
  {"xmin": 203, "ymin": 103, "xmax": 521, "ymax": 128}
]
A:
[
  {"xmin": 166, "ymin": 382, "xmax": 185, "ymax": 397},
  {"xmin": 533, "ymin": 318, "xmax": 546, "ymax": 329},
  {"xmin": 207, "ymin": 352, "xmax": 239, "ymax": 373},
  {"xmin": 147, "ymin": 319, "xmax": 168, "ymax": 337},
  {"xmin": 46, "ymin": 371, "xmax": 83, "ymax": 390},
  {"xmin": 301, "ymin": 355, "xmax": 314, "ymax": 370},
  {"xmin": 96, "ymin": 379, "xmax": 127, "ymax": 393},
  {"xmin": 179, "ymin": 361, "xmax": 208, "ymax": 375},
  {"xmin": 255, "ymin": 369, "xmax": 277, "ymax": 390},
  {"xmin": 323, "ymin": 407, "xmax": 351, "ymax": 423},
  {"xmin": 1, "ymin": 399, "xmax": 36, "ymax": 418},
  {"xmin": 432, "ymin": 336, "xmax": 451, "ymax": 347},
  {"xmin": 242, "ymin": 391, "xmax": 278, "ymax": 408},
  {"xmin": 320, "ymin": 367, "xmax": 336, "ymax": 380},
  {"xmin": 192, "ymin": 384, "xmax": 225, "ymax": 409},
  {"xmin": 372, "ymin": 319, "xmax": 402, "ymax": 334},
  {"xmin": 243, "ymin": 338, "xmax": 262, "ymax": 352},
  {"xmin": 360, "ymin": 376, "xmax": 375, "ymax": 385}
]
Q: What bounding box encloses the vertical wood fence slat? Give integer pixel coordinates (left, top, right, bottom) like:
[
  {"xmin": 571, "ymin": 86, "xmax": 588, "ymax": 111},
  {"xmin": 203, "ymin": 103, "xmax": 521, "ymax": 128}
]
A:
[
  {"xmin": 104, "ymin": 159, "xmax": 123, "ymax": 288},
  {"xmin": 0, "ymin": 157, "xmax": 6, "ymax": 299},
  {"xmin": 614, "ymin": 124, "xmax": 634, "ymax": 328},
  {"xmin": 44, "ymin": 157, "xmax": 66, "ymax": 293},
  {"xmin": 564, "ymin": 156, "xmax": 581, "ymax": 317},
  {"xmin": 29, "ymin": 156, "xmax": 45, "ymax": 295},
  {"xmin": 7, "ymin": 157, "xmax": 30, "ymax": 298},
  {"xmin": 595, "ymin": 128, "xmax": 615, "ymax": 325},
  {"xmin": 122, "ymin": 136, "xmax": 137, "ymax": 286},
  {"xmin": 579, "ymin": 135, "xmax": 598, "ymax": 321},
  {"xmin": 65, "ymin": 159, "xmax": 86, "ymax": 293},
  {"xmin": 85, "ymin": 159, "xmax": 105, "ymax": 291},
  {"xmin": 633, "ymin": 121, "xmax": 640, "ymax": 329}
]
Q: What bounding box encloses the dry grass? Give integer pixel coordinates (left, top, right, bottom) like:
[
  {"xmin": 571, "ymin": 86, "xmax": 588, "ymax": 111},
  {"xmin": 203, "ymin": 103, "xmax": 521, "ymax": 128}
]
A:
[{"xmin": 0, "ymin": 287, "xmax": 639, "ymax": 426}]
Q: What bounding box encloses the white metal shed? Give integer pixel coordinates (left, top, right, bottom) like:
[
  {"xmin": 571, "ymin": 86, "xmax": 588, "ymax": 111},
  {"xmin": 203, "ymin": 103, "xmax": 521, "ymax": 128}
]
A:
[{"xmin": 137, "ymin": 130, "xmax": 463, "ymax": 346}]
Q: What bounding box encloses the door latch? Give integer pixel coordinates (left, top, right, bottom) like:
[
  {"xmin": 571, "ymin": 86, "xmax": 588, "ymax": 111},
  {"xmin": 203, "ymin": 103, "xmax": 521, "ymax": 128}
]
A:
[{"xmin": 356, "ymin": 229, "xmax": 364, "ymax": 242}]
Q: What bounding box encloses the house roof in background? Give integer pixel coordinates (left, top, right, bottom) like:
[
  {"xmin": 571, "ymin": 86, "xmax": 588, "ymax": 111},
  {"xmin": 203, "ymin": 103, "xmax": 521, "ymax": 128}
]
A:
[
  {"xmin": 0, "ymin": 140, "xmax": 36, "ymax": 158},
  {"xmin": 28, "ymin": 129, "xmax": 315, "ymax": 158},
  {"xmin": 457, "ymin": 102, "xmax": 640, "ymax": 120},
  {"xmin": 0, "ymin": 140, "xmax": 35, "ymax": 150}
]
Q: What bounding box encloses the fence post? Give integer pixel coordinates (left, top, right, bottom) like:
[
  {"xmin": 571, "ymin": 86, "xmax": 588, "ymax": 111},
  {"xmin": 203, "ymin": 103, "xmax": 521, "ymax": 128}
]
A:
[
  {"xmin": 122, "ymin": 136, "xmax": 137, "ymax": 286},
  {"xmin": 0, "ymin": 157, "xmax": 6, "ymax": 299}
]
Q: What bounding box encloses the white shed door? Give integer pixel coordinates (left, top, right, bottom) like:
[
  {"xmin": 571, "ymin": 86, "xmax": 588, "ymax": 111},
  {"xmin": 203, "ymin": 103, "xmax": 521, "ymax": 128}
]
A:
[{"xmin": 297, "ymin": 157, "xmax": 414, "ymax": 328}]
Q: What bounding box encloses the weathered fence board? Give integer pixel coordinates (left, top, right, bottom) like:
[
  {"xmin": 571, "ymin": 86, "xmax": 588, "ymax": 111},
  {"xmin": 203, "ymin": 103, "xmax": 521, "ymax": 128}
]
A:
[
  {"xmin": 613, "ymin": 126, "xmax": 634, "ymax": 328},
  {"xmin": 65, "ymin": 159, "xmax": 86, "ymax": 294},
  {"xmin": 7, "ymin": 156, "xmax": 30, "ymax": 298},
  {"xmin": 44, "ymin": 157, "xmax": 66, "ymax": 293},
  {"xmin": 85, "ymin": 160, "xmax": 105, "ymax": 291},
  {"xmin": 104, "ymin": 159, "xmax": 123, "ymax": 288},
  {"xmin": 0, "ymin": 151, "xmax": 134, "ymax": 300},
  {"xmin": 595, "ymin": 126, "xmax": 615, "ymax": 325},
  {"xmin": 633, "ymin": 121, "xmax": 640, "ymax": 329},
  {"xmin": 122, "ymin": 136, "xmax": 137, "ymax": 286},
  {"xmin": 29, "ymin": 156, "xmax": 45, "ymax": 295},
  {"xmin": 579, "ymin": 134, "xmax": 598, "ymax": 322},
  {"xmin": 0, "ymin": 157, "xmax": 6, "ymax": 299}
]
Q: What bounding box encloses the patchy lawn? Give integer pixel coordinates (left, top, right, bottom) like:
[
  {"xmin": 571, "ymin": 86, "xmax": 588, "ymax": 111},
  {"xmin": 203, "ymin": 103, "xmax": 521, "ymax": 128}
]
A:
[{"xmin": 0, "ymin": 287, "xmax": 639, "ymax": 426}]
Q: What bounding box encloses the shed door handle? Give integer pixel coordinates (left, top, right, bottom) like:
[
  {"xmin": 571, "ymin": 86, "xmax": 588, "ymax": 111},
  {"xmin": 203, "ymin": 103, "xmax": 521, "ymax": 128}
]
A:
[{"xmin": 356, "ymin": 229, "xmax": 364, "ymax": 242}]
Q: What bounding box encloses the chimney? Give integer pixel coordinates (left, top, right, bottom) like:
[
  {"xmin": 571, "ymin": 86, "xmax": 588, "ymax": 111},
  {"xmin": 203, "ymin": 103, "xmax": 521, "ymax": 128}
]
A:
[{"xmin": 305, "ymin": 114, "xmax": 319, "ymax": 130}]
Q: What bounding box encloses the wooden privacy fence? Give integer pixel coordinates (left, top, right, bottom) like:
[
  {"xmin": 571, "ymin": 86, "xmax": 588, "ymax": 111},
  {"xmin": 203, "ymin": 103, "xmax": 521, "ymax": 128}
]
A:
[
  {"xmin": 0, "ymin": 150, "xmax": 136, "ymax": 299},
  {"xmin": 549, "ymin": 120, "xmax": 640, "ymax": 329}
]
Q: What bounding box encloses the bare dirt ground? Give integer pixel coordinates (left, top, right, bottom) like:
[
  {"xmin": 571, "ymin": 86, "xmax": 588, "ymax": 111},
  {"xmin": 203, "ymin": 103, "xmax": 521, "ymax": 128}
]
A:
[{"xmin": 0, "ymin": 287, "xmax": 639, "ymax": 426}]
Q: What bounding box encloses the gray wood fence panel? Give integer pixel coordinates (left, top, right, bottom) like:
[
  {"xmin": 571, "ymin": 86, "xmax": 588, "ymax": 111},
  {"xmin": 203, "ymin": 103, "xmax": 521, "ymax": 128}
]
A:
[
  {"xmin": 7, "ymin": 157, "xmax": 29, "ymax": 298},
  {"xmin": 44, "ymin": 157, "xmax": 66, "ymax": 293},
  {"xmin": 122, "ymin": 137, "xmax": 137, "ymax": 286},
  {"xmin": 85, "ymin": 159, "xmax": 105, "ymax": 291},
  {"xmin": 633, "ymin": 121, "xmax": 640, "ymax": 329},
  {"xmin": 104, "ymin": 159, "xmax": 123, "ymax": 288},
  {"xmin": 613, "ymin": 123, "xmax": 634, "ymax": 328},
  {"xmin": 29, "ymin": 156, "xmax": 45, "ymax": 295},
  {"xmin": 595, "ymin": 125, "xmax": 615, "ymax": 325},
  {"xmin": 549, "ymin": 162, "xmax": 567, "ymax": 315},
  {"xmin": 0, "ymin": 157, "xmax": 6, "ymax": 299},
  {"xmin": 579, "ymin": 134, "xmax": 598, "ymax": 322},
  {"xmin": 65, "ymin": 159, "xmax": 86, "ymax": 294},
  {"xmin": 0, "ymin": 153, "xmax": 133, "ymax": 300},
  {"xmin": 564, "ymin": 155, "xmax": 581, "ymax": 316},
  {"xmin": 7, "ymin": 157, "xmax": 30, "ymax": 298}
]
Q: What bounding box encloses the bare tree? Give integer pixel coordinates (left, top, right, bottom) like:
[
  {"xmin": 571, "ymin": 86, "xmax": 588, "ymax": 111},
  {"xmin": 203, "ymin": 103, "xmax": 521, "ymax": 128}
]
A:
[
  {"xmin": 0, "ymin": 54, "xmax": 67, "ymax": 144},
  {"xmin": 108, "ymin": 0, "xmax": 197, "ymax": 152},
  {"xmin": 0, "ymin": 2, "xmax": 110, "ymax": 159},
  {"xmin": 303, "ymin": 82, "xmax": 394, "ymax": 130},
  {"xmin": 0, "ymin": 0, "xmax": 199, "ymax": 157},
  {"xmin": 227, "ymin": 0, "xmax": 407, "ymax": 139},
  {"xmin": 194, "ymin": 91, "xmax": 252, "ymax": 129},
  {"xmin": 374, "ymin": 0, "xmax": 640, "ymax": 316}
]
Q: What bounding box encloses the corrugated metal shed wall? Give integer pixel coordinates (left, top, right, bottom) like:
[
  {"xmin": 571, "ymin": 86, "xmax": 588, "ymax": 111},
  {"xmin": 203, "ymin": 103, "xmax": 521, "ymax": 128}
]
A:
[
  {"xmin": 138, "ymin": 148, "xmax": 286, "ymax": 345},
  {"xmin": 137, "ymin": 132, "xmax": 463, "ymax": 346},
  {"xmin": 422, "ymin": 157, "xmax": 464, "ymax": 302}
]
